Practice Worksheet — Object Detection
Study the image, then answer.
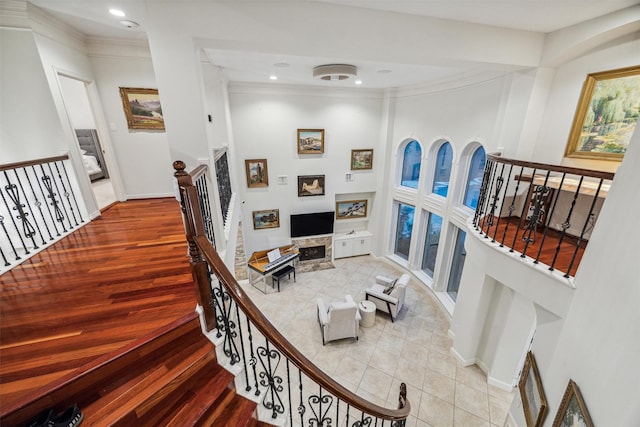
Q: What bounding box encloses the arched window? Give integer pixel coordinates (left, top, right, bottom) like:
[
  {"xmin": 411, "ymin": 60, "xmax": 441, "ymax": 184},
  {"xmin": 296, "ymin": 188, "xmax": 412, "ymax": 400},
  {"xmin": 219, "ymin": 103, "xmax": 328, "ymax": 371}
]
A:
[
  {"xmin": 463, "ymin": 146, "xmax": 486, "ymax": 209},
  {"xmin": 401, "ymin": 140, "xmax": 421, "ymax": 189},
  {"xmin": 432, "ymin": 142, "xmax": 453, "ymax": 197}
]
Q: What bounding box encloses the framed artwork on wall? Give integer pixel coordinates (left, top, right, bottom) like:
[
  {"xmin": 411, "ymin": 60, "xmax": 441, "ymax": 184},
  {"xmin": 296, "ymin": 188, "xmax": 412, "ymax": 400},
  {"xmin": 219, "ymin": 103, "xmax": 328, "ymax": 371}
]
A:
[
  {"xmin": 252, "ymin": 209, "xmax": 280, "ymax": 230},
  {"xmin": 245, "ymin": 159, "xmax": 269, "ymax": 188},
  {"xmin": 297, "ymin": 129, "xmax": 325, "ymax": 154},
  {"xmin": 351, "ymin": 149, "xmax": 374, "ymax": 170},
  {"xmin": 519, "ymin": 351, "xmax": 548, "ymax": 427},
  {"xmin": 119, "ymin": 87, "xmax": 165, "ymax": 130},
  {"xmin": 564, "ymin": 65, "xmax": 640, "ymax": 161},
  {"xmin": 297, "ymin": 175, "xmax": 325, "ymax": 197},
  {"xmin": 552, "ymin": 380, "xmax": 594, "ymax": 427},
  {"xmin": 336, "ymin": 200, "xmax": 368, "ymax": 219}
]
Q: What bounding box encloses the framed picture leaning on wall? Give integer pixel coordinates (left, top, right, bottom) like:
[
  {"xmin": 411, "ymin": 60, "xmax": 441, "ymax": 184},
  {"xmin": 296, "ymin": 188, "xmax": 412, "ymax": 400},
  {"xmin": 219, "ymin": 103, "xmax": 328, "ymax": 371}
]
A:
[
  {"xmin": 336, "ymin": 200, "xmax": 368, "ymax": 219},
  {"xmin": 519, "ymin": 351, "xmax": 548, "ymax": 427},
  {"xmin": 119, "ymin": 87, "xmax": 165, "ymax": 130},
  {"xmin": 552, "ymin": 380, "xmax": 594, "ymax": 427},
  {"xmin": 564, "ymin": 65, "xmax": 640, "ymax": 161}
]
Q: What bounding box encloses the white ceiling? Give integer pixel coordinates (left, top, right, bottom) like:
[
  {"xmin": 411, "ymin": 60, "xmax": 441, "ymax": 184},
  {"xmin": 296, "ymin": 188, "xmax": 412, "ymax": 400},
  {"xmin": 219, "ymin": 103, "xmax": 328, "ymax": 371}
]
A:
[{"xmin": 29, "ymin": 0, "xmax": 640, "ymax": 89}]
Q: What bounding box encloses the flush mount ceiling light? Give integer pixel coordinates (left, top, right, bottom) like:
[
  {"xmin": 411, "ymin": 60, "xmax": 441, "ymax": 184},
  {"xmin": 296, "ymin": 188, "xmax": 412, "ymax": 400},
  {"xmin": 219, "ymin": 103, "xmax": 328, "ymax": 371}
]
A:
[
  {"xmin": 313, "ymin": 64, "xmax": 358, "ymax": 81},
  {"xmin": 119, "ymin": 20, "xmax": 139, "ymax": 29}
]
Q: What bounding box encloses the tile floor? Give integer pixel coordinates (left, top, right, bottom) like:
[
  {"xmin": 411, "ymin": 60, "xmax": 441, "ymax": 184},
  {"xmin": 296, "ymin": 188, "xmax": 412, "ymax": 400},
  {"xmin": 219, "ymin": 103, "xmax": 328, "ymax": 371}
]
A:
[{"xmin": 243, "ymin": 254, "xmax": 514, "ymax": 427}]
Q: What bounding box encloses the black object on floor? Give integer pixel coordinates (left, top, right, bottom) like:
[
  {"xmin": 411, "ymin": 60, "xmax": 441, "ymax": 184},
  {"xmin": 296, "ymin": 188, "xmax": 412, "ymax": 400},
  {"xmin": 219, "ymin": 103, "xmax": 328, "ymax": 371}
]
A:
[{"xmin": 49, "ymin": 404, "xmax": 83, "ymax": 427}]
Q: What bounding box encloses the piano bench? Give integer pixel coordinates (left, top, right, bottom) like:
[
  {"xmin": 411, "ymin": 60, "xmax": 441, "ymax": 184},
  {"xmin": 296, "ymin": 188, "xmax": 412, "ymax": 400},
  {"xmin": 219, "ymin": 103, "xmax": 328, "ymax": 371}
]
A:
[{"xmin": 272, "ymin": 265, "xmax": 296, "ymax": 292}]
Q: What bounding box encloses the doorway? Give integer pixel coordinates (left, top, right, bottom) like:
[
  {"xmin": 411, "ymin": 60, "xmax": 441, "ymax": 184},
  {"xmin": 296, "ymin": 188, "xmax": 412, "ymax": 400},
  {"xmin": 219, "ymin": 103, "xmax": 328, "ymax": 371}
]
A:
[{"xmin": 58, "ymin": 75, "xmax": 117, "ymax": 209}]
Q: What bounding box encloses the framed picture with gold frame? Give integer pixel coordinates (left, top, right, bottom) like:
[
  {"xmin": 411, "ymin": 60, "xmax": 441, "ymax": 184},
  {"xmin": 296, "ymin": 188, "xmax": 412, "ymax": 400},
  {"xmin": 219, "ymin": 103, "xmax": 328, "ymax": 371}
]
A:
[
  {"xmin": 552, "ymin": 380, "xmax": 594, "ymax": 427},
  {"xmin": 564, "ymin": 65, "xmax": 640, "ymax": 161},
  {"xmin": 336, "ymin": 200, "xmax": 368, "ymax": 219},
  {"xmin": 119, "ymin": 87, "xmax": 165, "ymax": 130},
  {"xmin": 245, "ymin": 159, "xmax": 269, "ymax": 188},
  {"xmin": 518, "ymin": 351, "xmax": 548, "ymax": 427},
  {"xmin": 252, "ymin": 209, "xmax": 280, "ymax": 230},
  {"xmin": 351, "ymin": 149, "xmax": 374, "ymax": 170},
  {"xmin": 297, "ymin": 129, "xmax": 325, "ymax": 154}
]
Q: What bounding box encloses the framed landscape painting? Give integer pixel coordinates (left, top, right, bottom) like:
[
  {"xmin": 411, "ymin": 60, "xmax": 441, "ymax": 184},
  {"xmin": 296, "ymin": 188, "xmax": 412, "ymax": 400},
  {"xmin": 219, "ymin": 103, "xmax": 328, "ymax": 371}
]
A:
[
  {"xmin": 245, "ymin": 159, "xmax": 269, "ymax": 188},
  {"xmin": 297, "ymin": 129, "xmax": 325, "ymax": 154},
  {"xmin": 253, "ymin": 209, "xmax": 280, "ymax": 230},
  {"xmin": 351, "ymin": 149, "xmax": 374, "ymax": 170},
  {"xmin": 336, "ymin": 200, "xmax": 368, "ymax": 219},
  {"xmin": 119, "ymin": 87, "xmax": 165, "ymax": 130},
  {"xmin": 297, "ymin": 175, "xmax": 325, "ymax": 197},
  {"xmin": 564, "ymin": 65, "xmax": 640, "ymax": 161},
  {"xmin": 552, "ymin": 380, "xmax": 594, "ymax": 427},
  {"xmin": 519, "ymin": 351, "xmax": 548, "ymax": 427}
]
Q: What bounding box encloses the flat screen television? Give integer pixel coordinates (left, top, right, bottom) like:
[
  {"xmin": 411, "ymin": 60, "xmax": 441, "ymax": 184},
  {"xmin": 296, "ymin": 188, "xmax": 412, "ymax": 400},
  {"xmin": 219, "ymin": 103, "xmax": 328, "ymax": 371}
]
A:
[{"xmin": 290, "ymin": 212, "xmax": 334, "ymax": 238}]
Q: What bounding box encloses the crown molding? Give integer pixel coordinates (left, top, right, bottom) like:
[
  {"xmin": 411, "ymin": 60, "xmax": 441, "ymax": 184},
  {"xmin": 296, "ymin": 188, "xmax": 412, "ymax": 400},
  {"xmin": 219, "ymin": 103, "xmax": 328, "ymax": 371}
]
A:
[
  {"xmin": 27, "ymin": 2, "xmax": 87, "ymax": 53},
  {"xmin": 228, "ymin": 81, "xmax": 383, "ymax": 99},
  {"xmin": 86, "ymin": 36, "xmax": 151, "ymax": 59},
  {"xmin": 0, "ymin": 0, "xmax": 30, "ymax": 29}
]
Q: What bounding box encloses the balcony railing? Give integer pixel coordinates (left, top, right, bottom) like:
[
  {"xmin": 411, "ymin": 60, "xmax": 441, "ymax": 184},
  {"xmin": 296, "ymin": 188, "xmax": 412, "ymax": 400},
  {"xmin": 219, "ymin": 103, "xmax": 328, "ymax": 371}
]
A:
[
  {"xmin": 1, "ymin": 155, "xmax": 86, "ymax": 273},
  {"xmin": 472, "ymin": 154, "xmax": 614, "ymax": 278},
  {"xmin": 173, "ymin": 160, "xmax": 410, "ymax": 426}
]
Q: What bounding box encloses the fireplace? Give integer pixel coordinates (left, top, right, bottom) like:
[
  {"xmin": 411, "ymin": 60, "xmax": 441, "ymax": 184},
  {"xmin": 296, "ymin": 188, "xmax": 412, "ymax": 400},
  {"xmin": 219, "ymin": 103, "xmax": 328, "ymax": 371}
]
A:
[
  {"xmin": 292, "ymin": 236, "xmax": 334, "ymax": 272},
  {"xmin": 299, "ymin": 245, "xmax": 326, "ymax": 261}
]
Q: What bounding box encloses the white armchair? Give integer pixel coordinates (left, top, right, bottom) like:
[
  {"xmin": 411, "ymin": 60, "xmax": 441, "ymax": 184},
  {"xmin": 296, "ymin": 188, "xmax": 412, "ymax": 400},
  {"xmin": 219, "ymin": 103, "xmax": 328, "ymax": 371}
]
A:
[
  {"xmin": 316, "ymin": 295, "xmax": 361, "ymax": 345},
  {"xmin": 364, "ymin": 274, "xmax": 410, "ymax": 322}
]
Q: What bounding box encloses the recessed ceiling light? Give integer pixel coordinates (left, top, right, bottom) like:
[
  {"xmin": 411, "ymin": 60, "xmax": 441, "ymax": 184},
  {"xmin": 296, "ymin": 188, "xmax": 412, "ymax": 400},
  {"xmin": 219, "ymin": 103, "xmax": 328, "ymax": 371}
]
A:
[
  {"xmin": 109, "ymin": 8, "xmax": 126, "ymax": 17},
  {"xmin": 274, "ymin": 63, "xmax": 290, "ymax": 68},
  {"xmin": 355, "ymin": 80, "xmax": 363, "ymax": 85},
  {"xmin": 269, "ymin": 75, "xmax": 278, "ymax": 80}
]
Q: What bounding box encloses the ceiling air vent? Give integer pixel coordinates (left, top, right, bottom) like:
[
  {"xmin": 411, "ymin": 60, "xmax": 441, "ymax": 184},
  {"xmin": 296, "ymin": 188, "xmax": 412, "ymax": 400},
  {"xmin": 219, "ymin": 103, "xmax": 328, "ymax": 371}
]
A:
[{"xmin": 313, "ymin": 64, "xmax": 358, "ymax": 81}]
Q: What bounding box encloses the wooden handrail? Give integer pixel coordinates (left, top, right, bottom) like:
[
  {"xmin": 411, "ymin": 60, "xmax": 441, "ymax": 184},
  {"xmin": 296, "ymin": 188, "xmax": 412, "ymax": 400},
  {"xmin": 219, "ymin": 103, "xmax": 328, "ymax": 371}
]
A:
[
  {"xmin": 194, "ymin": 233, "xmax": 410, "ymax": 420},
  {"xmin": 487, "ymin": 154, "xmax": 615, "ymax": 180},
  {"xmin": 175, "ymin": 160, "xmax": 410, "ymax": 422},
  {"xmin": 0, "ymin": 154, "xmax": 70, "ymax": 171}
]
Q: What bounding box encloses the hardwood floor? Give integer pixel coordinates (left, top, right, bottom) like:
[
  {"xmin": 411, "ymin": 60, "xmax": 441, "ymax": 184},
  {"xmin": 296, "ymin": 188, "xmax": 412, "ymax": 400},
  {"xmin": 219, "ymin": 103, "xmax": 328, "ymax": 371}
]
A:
[
  {"xmin": 476, "ymin": 215, "xmax": 586, "ymax": 277},
  {"xmin": 0, "ymin": 198, "xmax": 197, "ymax": 407}
]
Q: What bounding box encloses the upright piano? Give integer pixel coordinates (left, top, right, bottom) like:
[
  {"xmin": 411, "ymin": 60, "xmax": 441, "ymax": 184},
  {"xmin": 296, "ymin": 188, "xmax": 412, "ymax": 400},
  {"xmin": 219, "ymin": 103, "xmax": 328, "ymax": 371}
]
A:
[{"xmin": 247, "ymin": 244, "xmax": 299, "ymax": 293}]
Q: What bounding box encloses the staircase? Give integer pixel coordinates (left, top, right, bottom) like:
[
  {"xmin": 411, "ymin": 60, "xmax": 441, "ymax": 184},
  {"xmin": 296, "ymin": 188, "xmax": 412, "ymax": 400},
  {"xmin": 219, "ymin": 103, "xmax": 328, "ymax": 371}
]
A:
[{"xmin": 1, "ymin": 312, "xmax": 273, "ymax": 426}]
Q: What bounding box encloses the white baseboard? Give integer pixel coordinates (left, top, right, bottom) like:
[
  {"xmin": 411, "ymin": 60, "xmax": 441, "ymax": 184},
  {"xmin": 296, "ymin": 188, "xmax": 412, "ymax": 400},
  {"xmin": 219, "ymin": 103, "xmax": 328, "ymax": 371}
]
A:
[
  {"xmin": 450, "ymin": 347, "xmax": 476, "ymax": 366},
  {"xmin": 488, "ymin": 375, "xmax": 515, "ymax": 392}
]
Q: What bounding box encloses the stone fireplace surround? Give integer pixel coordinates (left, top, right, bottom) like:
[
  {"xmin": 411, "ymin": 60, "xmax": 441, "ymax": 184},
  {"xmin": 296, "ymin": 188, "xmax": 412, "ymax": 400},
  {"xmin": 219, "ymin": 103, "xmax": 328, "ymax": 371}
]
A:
[{"xmin": 292, "ymin": 235, "xmax": 334, "ymax": 273}]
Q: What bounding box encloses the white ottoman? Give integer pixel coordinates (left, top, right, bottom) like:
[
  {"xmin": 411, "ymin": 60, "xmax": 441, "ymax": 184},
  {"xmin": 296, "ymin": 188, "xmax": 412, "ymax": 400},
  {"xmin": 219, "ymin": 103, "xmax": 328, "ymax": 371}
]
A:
[{"xmin": 359, "ymin": 300, "xmax": 376, "ymax": 327}]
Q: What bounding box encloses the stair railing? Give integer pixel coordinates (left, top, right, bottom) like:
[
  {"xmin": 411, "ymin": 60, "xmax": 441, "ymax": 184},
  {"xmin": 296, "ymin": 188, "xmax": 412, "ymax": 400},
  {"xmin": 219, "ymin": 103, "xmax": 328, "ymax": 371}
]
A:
[
  {"xmin": 174, "ymin": 160, "xmax": 410, "ymax": 426},
  {"xmin": 473, "ymin": 154, "xmax": 615, "ymax": 277},
  {"xmin": 0, "ymin": 155, "xmax": 86, "ymax": 272}
]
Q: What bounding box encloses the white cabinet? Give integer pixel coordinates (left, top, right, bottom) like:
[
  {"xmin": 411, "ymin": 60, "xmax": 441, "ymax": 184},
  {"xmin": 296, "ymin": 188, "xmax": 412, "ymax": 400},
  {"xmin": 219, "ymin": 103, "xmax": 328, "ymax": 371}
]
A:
[{"xmin": 333, "ymin": 231, "xmax": 372, "ymax": 259}]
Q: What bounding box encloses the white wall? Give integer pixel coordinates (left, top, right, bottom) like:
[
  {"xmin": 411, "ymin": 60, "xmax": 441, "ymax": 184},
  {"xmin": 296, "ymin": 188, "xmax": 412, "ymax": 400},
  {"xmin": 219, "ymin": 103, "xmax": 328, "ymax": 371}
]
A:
[
  {"xmin": 228, "ymin": 84, "xmax": 385, "ymax": 256},
  {"xmin": 0, "ymin": 28, "xmax": 67, "ymax": 162},
  {"xmin": 90, "ymin": 54, "xmax": 174, "ymax": 199}
]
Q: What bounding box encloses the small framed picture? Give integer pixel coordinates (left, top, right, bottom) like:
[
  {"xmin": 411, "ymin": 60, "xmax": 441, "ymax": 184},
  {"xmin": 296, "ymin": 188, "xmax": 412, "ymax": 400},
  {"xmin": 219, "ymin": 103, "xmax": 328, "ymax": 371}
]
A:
[
  {"xmin": 119, "ymin": 87, "xmax": 165, "ymax": 130},
  {"xmin": 519, "ymin": 351, "xmax": 548, "ymax": 427},
  {"xmin": 297, "ymin": 129, "xmax": 325, "ymax": 154},
  {"xmin": 252, "ymin": 209, "xmax": 280, "ymax": 230},
  {"xmin": 245, "ymin": 159, "xmax": 269, "ymax": 188},
  {"xmin": 552, "ymin": 380, "xmax": 594, "ymax": 427},
  {"xmin": 297, "ymin": 175, "xmax": 325, "ymax": 197},
  {"xmin": 351, "ymin": 149, "xmax": 374, "ymax": 170},
  {"xmin": 336, "ymin": 200, "xmax": 368, "ymax": 220}
]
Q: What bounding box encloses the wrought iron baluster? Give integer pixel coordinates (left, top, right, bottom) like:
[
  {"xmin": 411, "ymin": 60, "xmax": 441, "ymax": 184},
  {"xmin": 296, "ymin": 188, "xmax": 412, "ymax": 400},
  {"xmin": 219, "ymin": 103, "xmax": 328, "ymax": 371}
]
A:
[
  {"xmin": 60, "ymin": 161, "xmax": 84, "ymax": 224},
  {"xmin": 34, "ymin": 165, "xmax": 61, "ymax": 236},
  {"xmin": 235, "ymin": 304, "xmax": 250, "ymax": 392},
  {"xmin": 298, "ymin": 370, "xmax": 305, "ymax": 426},
  {"xmin": 479, "ymin": 161, "xmax": 498, "ymax": 236},
  {"xmin": 257, "ymin": 340, "xmax": 285, "ymax": 418},
  {"xmin": 309, "ymin": 385, "xmax": 333, "ymax": 426},
  {"xmin": 287, "ymin": 359, "xmax": 293, "ymax": 427},
  {"xmin": 23, "ymin": 167, "xmax": 54, "ymax": 242},
  {"xmin": 473, "ymin": 159, "xmax": 493, "ymax": 228},
  {"xmin": 41, "ymin": 164, "xmax": 67, "ymax": 232},
  {"xmin": 492, "ymin": 164, "xmax": 513, "ymax": 243},
  {"xmin": 13, "ymin": 169, "xmax": 46, "ymax": 246},
  {"xmin": 534, "ymin": 173, "xmax": 566, "ymax": 264},
  {"xmin": 549, "ymin": 176, "xmax": 584, "ymax": 272},
  {"xmin": 245, "ymin": 319, "xmax": 260, "ymax": 395},
  {"xmin": 3, "ymin": 172, "xmax": 37, "ymax": 250},
  {"xmin": 486, "ymin": 172, "xmax": 505, "ymax": 236},
  {"xmin": 1, "ymin": 177, "xmax": 30, "ymax": 256},
  {"xmin": 510, "ymin": 168, "xmax": 536, "ymax": 251},
  {"xmin": 53, "ymin": 162, "xmax": 78, "ymax": 227},
  {"xmin": 211, "ymin": 278, "xmax": 241, "ymax": 365},
  {"xmin": 565, "ymin": 178, "xmax": 604, "ymax": 277},
  {"xmin": 0, "ymin": 245, "xmax": 9, "ymax": 266},
  {"xmin": 0, "ymin": 213, "xmax": 20, "ymax": 262},
  {"xmin": 502, "ymin": 166, "xmax": 524, "ymax": 248}
]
